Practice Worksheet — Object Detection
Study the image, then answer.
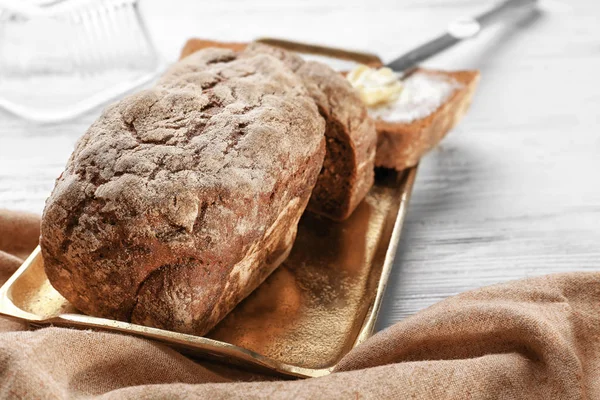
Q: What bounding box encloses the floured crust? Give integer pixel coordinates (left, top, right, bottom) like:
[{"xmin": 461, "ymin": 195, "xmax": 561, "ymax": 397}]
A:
[
  {"xmin": 40, "ymin": 48, "xmax": 326, "ymax": 335},
  {"xmin": 374, "ymin": 69, "xmax": 480, "ymax": 170},
  {"xmin": 182, "ymin": 39, "xmax": 377, "ymax": 221}
]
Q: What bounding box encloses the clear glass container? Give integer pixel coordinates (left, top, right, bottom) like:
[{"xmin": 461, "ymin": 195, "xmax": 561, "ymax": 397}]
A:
[{"xmin": 0, "ymin": 0, "xmax": 163, "ymax": 123}]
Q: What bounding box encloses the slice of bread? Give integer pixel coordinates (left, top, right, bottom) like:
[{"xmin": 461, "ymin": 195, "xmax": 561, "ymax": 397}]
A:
[{"xmin": 373, "ymin": 69, "xmax": 480, "ymax": 170}]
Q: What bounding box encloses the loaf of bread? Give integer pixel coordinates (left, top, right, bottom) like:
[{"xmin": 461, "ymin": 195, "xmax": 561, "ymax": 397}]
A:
[
  {"xmin": 373, "ymin": 69, "xmax": 480, "ymax": 170},
  {"xmin": 40, "ymin": 47, "xmax": 326, "ymax": 335},
  {"xmin": 183, "ymin": 40, "xmax": 378, "ymax": 221}
]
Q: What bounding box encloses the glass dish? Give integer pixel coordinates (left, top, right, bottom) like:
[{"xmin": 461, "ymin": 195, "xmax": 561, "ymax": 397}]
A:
[{"xmin": 0, "ymin": 0, "xmax": 163, "ymax": 122}]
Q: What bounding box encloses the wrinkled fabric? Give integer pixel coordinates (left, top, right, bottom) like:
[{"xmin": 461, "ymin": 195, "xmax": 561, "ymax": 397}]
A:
[{"xmin": 0, "ymin": 209, "xmax": 598, "ymax": 399}]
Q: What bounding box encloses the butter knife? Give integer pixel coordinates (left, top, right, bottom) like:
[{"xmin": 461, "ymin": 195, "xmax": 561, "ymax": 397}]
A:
[{"xmin": 386, "ymin": 0, "xmax": 539, "ymax": 73}]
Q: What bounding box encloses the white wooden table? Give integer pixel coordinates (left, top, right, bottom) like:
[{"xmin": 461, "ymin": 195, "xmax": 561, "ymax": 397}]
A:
[{"xmin": 1, "ymin": 0, "xmax": 598, "ymax": 331}]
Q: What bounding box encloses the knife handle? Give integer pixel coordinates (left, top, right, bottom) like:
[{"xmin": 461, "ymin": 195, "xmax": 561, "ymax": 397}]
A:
[
  {"xmin": 385, "ymin": 0, "xmax": 538, "ymax": 72},
  {"xmin": 476, "ymin": 0, "xmax": 539, "ymax": 27}
]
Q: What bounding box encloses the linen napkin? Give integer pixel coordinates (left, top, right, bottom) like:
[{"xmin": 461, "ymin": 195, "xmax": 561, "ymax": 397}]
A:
[{"xmin": 1, "ymin": 209, "xmax": 598, "ymax": 399}]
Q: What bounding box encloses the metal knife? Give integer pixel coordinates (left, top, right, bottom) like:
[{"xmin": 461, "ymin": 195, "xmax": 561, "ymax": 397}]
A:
[{"xmin": 386, "ymin": 0, "xmax": 539, "ymax": 73}]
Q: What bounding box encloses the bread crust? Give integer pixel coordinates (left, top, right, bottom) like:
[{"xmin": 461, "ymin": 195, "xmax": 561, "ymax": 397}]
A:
[{"xmin": 41, "ymin": 48, "xmax": 326, "ymax": 335}]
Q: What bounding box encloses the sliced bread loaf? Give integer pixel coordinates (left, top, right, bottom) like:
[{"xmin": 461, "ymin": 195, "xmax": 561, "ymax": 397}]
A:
[{"xmin": 181, "ymin": 39, "xmax": 378, "ymax": 221}]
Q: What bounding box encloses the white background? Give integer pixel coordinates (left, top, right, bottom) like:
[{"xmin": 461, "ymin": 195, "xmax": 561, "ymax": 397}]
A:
[{"xmin": 0, "ymin": 0, "xmax": 598, "ymax": 331}]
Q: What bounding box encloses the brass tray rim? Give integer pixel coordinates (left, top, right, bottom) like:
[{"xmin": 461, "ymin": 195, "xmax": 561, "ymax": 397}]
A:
[
  {"xmin": 0, "ymin": 246, "xmax": 333, "ymax": 378},
  {"xmin": 349, "ymin": 167, "xmax": 417, "ymax": 348}
]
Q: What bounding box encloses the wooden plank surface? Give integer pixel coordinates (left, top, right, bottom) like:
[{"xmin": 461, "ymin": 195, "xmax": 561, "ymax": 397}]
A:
[{"xmin": 0, "ymin": 0, "xmax": 597, "ymax": 331}]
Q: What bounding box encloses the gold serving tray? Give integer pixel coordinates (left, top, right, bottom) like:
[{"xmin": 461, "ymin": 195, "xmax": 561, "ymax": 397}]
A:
[
  {"xmin": 0, "ymin": 168, "xmax": 416, "ymax": 378},
  {"xmin": 0, "ymin": 41, "xmax": 417, "ymax": 378}
]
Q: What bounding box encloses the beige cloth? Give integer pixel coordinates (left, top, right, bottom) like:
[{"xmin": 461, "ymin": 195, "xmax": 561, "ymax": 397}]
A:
[{"xmin": 0, "ymin": 209, "xmax": 598, "ymax": 399}]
